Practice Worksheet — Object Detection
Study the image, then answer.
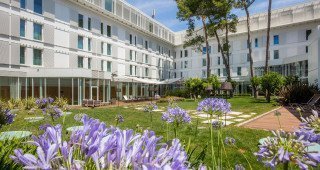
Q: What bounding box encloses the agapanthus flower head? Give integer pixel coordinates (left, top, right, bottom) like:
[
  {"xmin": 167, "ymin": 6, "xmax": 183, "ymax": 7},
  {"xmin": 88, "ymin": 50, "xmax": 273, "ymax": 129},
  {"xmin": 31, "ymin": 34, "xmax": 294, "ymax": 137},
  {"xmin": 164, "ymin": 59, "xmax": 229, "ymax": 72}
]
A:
[
  {"xmin": 224, "ymin": 137, "xmax": 236, "ymax": 146},
  {"xmin": 11, "ymin": 114, "xmax": 189, "ymax": 169},
  {"xmin": 254, "ymin": 130, "xmax": 320, "ymax": 169},
  {"xmin": 235, "ymin": 164, "xmax": 245, "ymax": 170},
  {"xmin": 74, "ymin": 113, "xmax": 87, "ymax": 122},
  {"xmin": 197, "ymin": 98, "xmax": 231, "ymax": 116},
  {"xmin": 143, "ymin": 102, "xmax": 158, "ymax": 113},
  {"xmin": 162, "ymin": 107, "xmax": 191, "ymax": 124},
  {"xmin": 48, "ymin": 97, "xmax": 54, "ymax": 104},
  {"xmin": 295, "ymin": 128, "xmax": 320, "ymax": 144},
  {"xmin": 3, "ymin": 109, "xmax": 16, "ymax": 125},
  {"xmin": 300, "ymin": 110, "xmax": 320, "ymax": 133},
  {"xmin": 212, "ymin": 120, "xmax": 224, "ymax": 129},
  {"xmin": 115, "ymin": 114, "xmax": 124, "ymax": 124},
  {"xmin": 274, "ymin": 110, "xmax": 281, "ymax": 116}
]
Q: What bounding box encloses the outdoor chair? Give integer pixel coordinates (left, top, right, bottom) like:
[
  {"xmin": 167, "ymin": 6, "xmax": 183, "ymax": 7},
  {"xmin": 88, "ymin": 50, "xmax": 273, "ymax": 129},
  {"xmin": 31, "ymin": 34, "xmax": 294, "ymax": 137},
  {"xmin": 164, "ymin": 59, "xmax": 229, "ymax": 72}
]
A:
[
  {"xmin": 87, "ymin": 99, "xmax": 94, "ymax": 107},
  {"xmin": 123, "ymin": 95, "xmax": 133, "ymax": 103},
  {"xmin": 289, "ymin": 94, "xmax": 320, "ymax": 112},
  {"xmin": 94, "ymin": 100, "xmax": 102, "ymax": 107}
]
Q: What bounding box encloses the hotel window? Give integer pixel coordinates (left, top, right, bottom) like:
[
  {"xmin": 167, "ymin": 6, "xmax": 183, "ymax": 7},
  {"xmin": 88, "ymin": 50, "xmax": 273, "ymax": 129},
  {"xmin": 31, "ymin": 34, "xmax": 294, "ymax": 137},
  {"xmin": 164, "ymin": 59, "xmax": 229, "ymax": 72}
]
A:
[
  {"xmin": 149, "ymin": 23, "xmax": 153, "ymax": 33},
  {"xmin": 184, "ymin": 50, "xmax": 188, "ymax": 57},
  {"xmin": 202, "ymin": 58, "xmax": 207, "ymax": 67},
  {"xmin": 223, "ymin": 68, "xmax": 227, "ymax": 77},
  {"xmin": 218, "ymin": 69, "xmax": 221, "ymax": 76},
  {"xmin": 173, "ymin": 62, "xmax": 176, "ymax": 69},
  {"xmin": 107, "ymin": 44, "xmax": 112, "ymax": 55},
  {"xmin": 145, "ymin": 68, "xmax": 149, "ymax": 77},
  {"xmin": 20, "ymin": 0, "xmax": 26, "ymax": 9},
  {"xmin": 100, "ymin": 23, "xmax": 104, "ymax": 34},
  {"xmin": 273, "ymin": 35, "xmax": 279, "ymax": 45},
  {"xmin": 130, "ymin": 51, "xmax": 135, "ymax": 61},
  {"xmin": 88, "ymin": 38, "xmax": 91, "ymax": 51},
  {"xmin": 101, "ymin": 61, "xmax": 105, "ymax": 71},
  {"xmin": 33, "ymin": 49, "xmax": 42, "ymax": 66},
  {"xmin": 174, "ymin": 72, "xmax": 177, "ymax": 78},
  {"xmin": 33, "ymin": 23, "xmax": 42, "ymax": 40},
  {"xmin": 218, "ymin": 57, "xmax": 221, "ymax": 65},
  {"xmin": 145, "ymin": 55, "xmax": 149, "ymax": 63},
  {"xmin": 88, "ymin": 58, "xmax": 92, "ymax": 69},
  {"xmin": 129, "ymin": 34, "xmax": 133, "ymax": 44},
  {"xmin": 107, "ymin": 61, "xmax": 112, "ymax": 72},
  {"xmin": 107, "ymin": 25, "xmax": 111, "ymax": 37},
  {"xmin": 34, "ymin": 0, "xmax": 42, "ymax": 14},
  {"xmin": 247, "ymin": 54, "xmax": 250, "ymax": 62},
  {"xmin": 202, "ymin": 70, "xmax": 206, "ymax": 78},
  {"xmin": 255, "ymin": 38, "xmax": 258, "ymax": 47},
  {"xmin": 180, "ymin": 50, "xmax": 182, "ymax": 58},
  {"xmin": 184, "ymin": 61, "xmax": 188, "ymax": 68},
  {"xmin": 180, "ymin": 72, "xmax": 183, "ymax": 78},
  {"xmin": 145, "ymin": 41, "xmax": 148, "ymax": 49},
  {"xmin": 306, "ymin": 46, "xmax": 309, "ymax": 53},
  {"xmin": 20, "ymin": 19, "xmax": 25, "ymax": 37},
  {"xmin": 78, "ymin": 14, "xmax": 83, "ymax": 28},
  {"xmin": 130, "ymin": 65, "xmax": 136, "ymax": 75},
  {"xmin": 105, "ymin": 0, "xmax": 113, "ymax": 12},
  {"xmin": 218, "ymin": 46, "xmax": 221, "ymax": 52},
  {"xmin": 306, "ymin": 30, "xmax": 312, "ymax": 40},
  {"xmin": 180, "ymin": 61, "xmax": 183, "ymax": 69},
  {"xmin": 20, "ymin": 46, "xmax": 25, "ymax": 64},
  {"xmin": 78, "ymin": 36, "xmax": 83, "ymax": 49},
  {"xmin": 134, "ymin": 36, "xmax": 137, "ymax": 46},
  {"xmin": 237, "ymin": 67, "xmax": 241, "ymax": 76},
  {"xmin": 202, "ymin": 46, "xmax": 211, "ymax": 55},
  {"xmin": 88, "ymin": 17, "xmax": 91, "ymax": 30},
  {"xmin": 78, "ymin": 56, "xmax": 83, "ymax": 68},
  {"xmin": 274, "ymin": 50, "xmax": 279, "ymax": 59},
  {"xmin": 173, "ymin": 51, "xmax": 176, "ymax": 59}
]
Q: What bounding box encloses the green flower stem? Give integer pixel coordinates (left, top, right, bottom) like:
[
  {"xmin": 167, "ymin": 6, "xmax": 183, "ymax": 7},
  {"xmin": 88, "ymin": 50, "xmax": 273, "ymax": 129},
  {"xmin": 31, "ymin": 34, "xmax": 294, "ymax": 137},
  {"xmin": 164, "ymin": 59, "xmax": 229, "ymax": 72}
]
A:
[
  {"xmin": 235, "ymin": 145, "xmax": 253, "ymax": 170},
  {"xmin": 209, "ymin": 113, "xmax": 217, "ymax": 170},
  {"xmin": 277, "ymin": 116, "xmax": 282, "ymax": 129},
  {"xmin": 283, "ymin": 162, "xmax": 289, "ymax": 170},
  {"xmin": 219, "ymin": 131, "xmax": 231, "ymax": 169},
  {"xmin": 166, "ymin": 123, "xmax": 169, "ymax": 141}
]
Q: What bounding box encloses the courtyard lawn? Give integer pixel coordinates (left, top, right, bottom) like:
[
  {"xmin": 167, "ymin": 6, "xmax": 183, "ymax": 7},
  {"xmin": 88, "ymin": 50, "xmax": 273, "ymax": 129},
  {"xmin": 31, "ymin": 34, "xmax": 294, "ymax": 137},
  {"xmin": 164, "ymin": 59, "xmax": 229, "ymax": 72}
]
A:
[{"xmin": 0, "ymin": 96, "xmax": 279, "ymax": 169}]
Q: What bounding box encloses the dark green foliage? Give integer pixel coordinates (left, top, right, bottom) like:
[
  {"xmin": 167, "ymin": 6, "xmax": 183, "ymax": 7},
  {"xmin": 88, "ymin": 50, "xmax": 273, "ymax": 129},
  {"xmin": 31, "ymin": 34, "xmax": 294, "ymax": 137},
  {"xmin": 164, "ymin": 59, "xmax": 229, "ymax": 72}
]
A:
[
  {"xmin": 279, "ymin": 84, "xmax": 319, "ymax": 105},
  {"xmin": 165, "ymin": 89, "xmax": 190, "ymax": 98},
  {"xmin": 261, "ymin": 72, "xmax": 284, "ymax": 102}
]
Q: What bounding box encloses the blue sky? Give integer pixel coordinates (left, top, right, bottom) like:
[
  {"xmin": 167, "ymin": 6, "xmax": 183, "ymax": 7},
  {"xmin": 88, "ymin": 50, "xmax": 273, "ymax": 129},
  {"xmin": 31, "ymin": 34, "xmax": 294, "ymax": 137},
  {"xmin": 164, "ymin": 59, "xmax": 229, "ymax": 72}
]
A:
[{"xmin": 125, "ymin": 0, "xmax": 314, "ymax": 32}]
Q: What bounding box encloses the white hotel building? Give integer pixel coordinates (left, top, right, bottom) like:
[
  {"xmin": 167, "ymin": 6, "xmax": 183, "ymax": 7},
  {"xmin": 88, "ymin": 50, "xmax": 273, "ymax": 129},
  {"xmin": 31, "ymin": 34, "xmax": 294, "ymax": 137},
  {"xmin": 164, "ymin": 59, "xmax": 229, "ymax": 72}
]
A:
[{"xmin": 0, "ymin": 0, "xmax": 320, "ymax": 104}]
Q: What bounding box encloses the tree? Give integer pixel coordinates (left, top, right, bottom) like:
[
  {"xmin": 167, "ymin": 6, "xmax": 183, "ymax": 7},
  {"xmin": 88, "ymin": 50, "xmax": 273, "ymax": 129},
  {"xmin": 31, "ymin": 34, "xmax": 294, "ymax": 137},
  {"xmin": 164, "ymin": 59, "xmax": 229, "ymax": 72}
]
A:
[
  {"xmin": 264, "ymin": 0, "xmax": 272, "ymax": 74},
  {"xmin": 207, "ymin": 0, "xmax": 238, "ymax": 82},
  {"xmin": 202, "ymin": 75, "xmax": 221, "ymax": 95},
  {"xmin": 251, "ymin": 76, "xmax": 261, "ymax": 97},
  {"xmin": 236, "ymin": 0, "xmax": 258, "ymax": 98},
  {"xmin": 261, "ymin": 72, "xmax": 284, "ymax": 103},
  {"xmin": 184, "ymin": 77, "xmax": 204, "ymax": 99},
  {"xmin": 176, "ymin": 0, "xmax": 213, "ymax": 79}
]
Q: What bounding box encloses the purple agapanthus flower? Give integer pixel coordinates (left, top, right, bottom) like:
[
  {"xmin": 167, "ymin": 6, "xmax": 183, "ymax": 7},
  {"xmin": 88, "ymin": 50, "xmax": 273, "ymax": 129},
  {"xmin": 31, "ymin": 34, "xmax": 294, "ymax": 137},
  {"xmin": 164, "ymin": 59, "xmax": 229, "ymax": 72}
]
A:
[
  {"xmin": 115, "ymin": 114, "xmax": 124, "ymax": 125},
  {"xmin": 254, "ymin": 130, "xmax": 320, "ymax": 169},
  {"xmin": 224, "ymin": 137, "xmax": 236, "ymax": 146},
  {"xmin": 162, "ymin": 107, "xmax": 191, "ymax": 124},
  {"xmin": 4, "ymin": 109, "xmax": 16, "ymax": 124},
  {"xmin": 197, "ymin": 98, "xmax": 231, "ymax": 116},
  {"xmin": 235, "ymin": 164, "xmax": 245, "ymax": 170},
  {"xmin": 212, "ymin": 120, "xmax": 224, "ymax": 129},
  {"xmin": 143, "ymin": 102, "xmax": 158, "ymax": 113},
  {"xmin": 11, "ymin": 115, "xmax": 189, "ymax": 169}
]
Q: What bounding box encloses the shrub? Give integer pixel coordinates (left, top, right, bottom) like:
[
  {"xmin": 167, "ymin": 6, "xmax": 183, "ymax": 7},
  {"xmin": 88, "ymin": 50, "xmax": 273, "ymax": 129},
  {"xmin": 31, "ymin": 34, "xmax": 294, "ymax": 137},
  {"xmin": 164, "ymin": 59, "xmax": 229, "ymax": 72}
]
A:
[
  {"xmin": 53, "ymin": 97, "xmax": 70, "ymax": 111},
  {"xmin": 22, "ymin": 97, "xmax": 36, "ymax": 110},
  {"xmin": 185, "ymin": 78, "xmax": 204, "ymax": 99},
  {"xmin": 165, "ymin": 88, "xmax": 189, "ymax": 98},
  {"xmin": 279, "ymin": 84, "xmax": 319, "ymax": 105},
  {"xmin": 261, "ymin": 72, "xmax": 284, "ymax": 102}
]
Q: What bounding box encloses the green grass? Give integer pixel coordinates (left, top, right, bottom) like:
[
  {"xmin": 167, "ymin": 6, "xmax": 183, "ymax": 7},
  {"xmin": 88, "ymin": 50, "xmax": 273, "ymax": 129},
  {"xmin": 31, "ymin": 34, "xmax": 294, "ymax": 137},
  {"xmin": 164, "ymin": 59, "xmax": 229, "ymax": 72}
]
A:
[{"xmin": 0, "ymin": 96, "xmax": 281, "ymax": 169}]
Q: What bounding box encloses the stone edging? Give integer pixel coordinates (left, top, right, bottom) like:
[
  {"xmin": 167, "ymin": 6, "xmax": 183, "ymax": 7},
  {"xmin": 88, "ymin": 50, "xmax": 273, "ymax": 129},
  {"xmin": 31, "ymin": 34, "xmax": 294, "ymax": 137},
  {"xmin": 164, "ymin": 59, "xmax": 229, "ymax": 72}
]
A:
[{"xmin": 236, "ymin": 106, "xmax": 283, "ymax": 127}]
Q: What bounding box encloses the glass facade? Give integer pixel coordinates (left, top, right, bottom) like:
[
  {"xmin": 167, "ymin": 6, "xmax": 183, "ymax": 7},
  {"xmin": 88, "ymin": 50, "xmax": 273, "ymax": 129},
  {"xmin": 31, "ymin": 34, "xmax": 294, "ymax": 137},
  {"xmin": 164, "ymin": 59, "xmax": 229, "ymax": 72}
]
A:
[
  {"xmin": 78, "ymin": 36, "xmax": 83, "ymax": 49},
  {"xmin": 34, "ymin": 0, "xmax": 42, "ymax": 14},
  {"xmin": 20, "ymin": 19, "xmax": 25, "ymax": 37},
  {"xmin": 20, "ymin": 46, "xmax": 25, "ymax": 64},
  {"xmin": 20, "ymin": 0, "xmax": 26, "ymax": 9},
  {"xmin": 33, "ymin": 49, "xmax": 42, "ymax": 66},
  {"xmin": 105, "ymin": 0, "xmax": 113, "ymax": 12},
  {"xmin": 33, "ymin": 23, "xmax": 42, "ymax": 40}
]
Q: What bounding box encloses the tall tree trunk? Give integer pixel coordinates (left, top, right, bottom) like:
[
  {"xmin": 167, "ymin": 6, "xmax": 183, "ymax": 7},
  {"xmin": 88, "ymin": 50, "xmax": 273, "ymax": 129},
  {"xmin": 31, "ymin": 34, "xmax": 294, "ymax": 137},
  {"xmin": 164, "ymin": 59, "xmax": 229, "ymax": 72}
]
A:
[
  {"xmin": 202, "ymin": 17, "xmax": 211, "ymax": 79},
  {"xmin": 264, "ymin": 0, "xmax": 272, "ymax": 74},
  {"xmin": 225, "ymin": 21, "xmax": 232, "ymax": 82},
  {"xmin": 245, "ymin": 5, "xmax": 257, "ymax": 98}
]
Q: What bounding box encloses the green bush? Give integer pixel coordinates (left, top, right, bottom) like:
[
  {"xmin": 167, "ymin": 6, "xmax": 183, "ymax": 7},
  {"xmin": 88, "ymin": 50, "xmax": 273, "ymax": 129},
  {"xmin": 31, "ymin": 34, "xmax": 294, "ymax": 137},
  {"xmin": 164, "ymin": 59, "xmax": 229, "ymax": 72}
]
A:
[
  {"xmin": 279, "ymin": 84, "xmax": 319, "ymax": 105},
  {"xmin": 165, "ymin": 88, "xmax": 189, "ymax": 98},
  {"xmin": 53, "ymin": 97, "xmax": 70, "ymax": 111},
  {"xmin": 261, "ymin": 72, "xmax": 285, "ymax": 102},
  {"xmin": 22, "ymin": 97, "xmax": 36, "ymax": 110}
]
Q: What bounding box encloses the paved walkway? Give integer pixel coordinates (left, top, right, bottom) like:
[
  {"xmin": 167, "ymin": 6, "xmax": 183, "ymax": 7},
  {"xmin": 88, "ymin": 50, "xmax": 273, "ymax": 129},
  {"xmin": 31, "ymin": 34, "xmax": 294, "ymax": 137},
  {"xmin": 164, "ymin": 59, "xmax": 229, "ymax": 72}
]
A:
[{"xmin": 239, "ymin": 107, "xmax": 301, "ymax": 132}]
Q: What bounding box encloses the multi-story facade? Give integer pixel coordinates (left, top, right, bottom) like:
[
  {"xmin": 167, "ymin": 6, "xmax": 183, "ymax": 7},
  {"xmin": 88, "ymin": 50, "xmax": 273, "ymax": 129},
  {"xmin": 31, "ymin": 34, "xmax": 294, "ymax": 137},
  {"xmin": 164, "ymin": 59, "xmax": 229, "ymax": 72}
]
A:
[
  {"xmin": 0, "ymin": 0, "xmax": 320, "ymax": 104},
  {"xmin": 174, "ymin": 1, "xmax": 320, "ymax": 94}
]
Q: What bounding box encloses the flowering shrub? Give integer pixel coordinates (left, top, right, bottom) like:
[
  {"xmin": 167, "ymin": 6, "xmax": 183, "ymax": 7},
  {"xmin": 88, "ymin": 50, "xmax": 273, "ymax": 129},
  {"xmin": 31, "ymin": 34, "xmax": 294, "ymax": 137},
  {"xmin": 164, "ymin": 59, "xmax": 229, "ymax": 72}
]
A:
[
  {"xmin": 255, "ymin": 130, "xmax": 320, "ymax": 169},
  {"xmin": 115, "ymin": 114, "xmax": 124, "ymax": 126},
  {"xmin": 35, "ymin": 97, "xmax": 63, "ymax": 121},
  {"xmin": 0, "ymin": 109, "xmax": 15, "ymax": 127},
  {"xmin": 11, "ymin": 115, "xmax": 189, "ymax": 169}
]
